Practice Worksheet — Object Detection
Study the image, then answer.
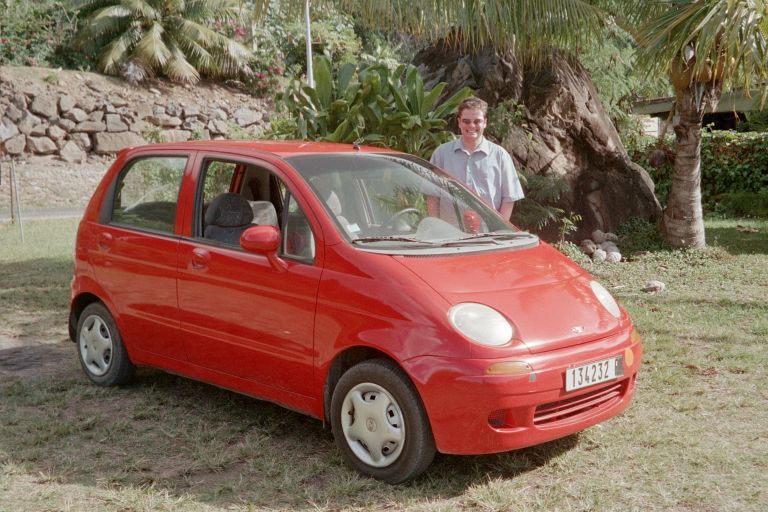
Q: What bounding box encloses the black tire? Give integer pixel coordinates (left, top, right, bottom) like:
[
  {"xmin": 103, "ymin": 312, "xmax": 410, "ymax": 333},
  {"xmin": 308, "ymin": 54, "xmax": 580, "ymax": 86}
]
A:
[
  {"xmin": 76, "ymin": 303, "xmax": 135, "ymax": 386},
  {"xmin": 330, "ymin": 359, "xmax": 436, "ymax": 484}
]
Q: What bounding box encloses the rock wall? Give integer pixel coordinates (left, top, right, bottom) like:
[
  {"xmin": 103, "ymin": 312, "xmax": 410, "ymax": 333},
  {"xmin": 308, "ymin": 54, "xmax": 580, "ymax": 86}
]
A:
[{"xmin": 0, "ymin": 66, "xmax": 272, "ymax": 210}]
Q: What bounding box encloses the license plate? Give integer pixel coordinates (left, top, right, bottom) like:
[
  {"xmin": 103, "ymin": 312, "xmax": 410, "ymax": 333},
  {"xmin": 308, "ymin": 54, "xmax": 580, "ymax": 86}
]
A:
[{"xmin": 565, "ymin": 356, "xmax": 623, "ymax": 392}]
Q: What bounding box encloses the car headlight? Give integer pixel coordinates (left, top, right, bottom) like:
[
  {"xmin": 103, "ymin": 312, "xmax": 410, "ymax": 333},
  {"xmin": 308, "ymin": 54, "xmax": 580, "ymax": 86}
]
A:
[
  {"xmin": 590, "ymin": 280, "xmax": 621, "ymax": 318},
  {"xmin": 448, "ymin": 303, "xmax": 513, "ymax": 346}
]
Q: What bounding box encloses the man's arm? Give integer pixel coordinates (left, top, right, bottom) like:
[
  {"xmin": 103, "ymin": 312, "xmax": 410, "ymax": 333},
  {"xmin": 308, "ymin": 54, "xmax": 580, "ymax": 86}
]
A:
[
  {"xmin": 499, "ymin": 200, "xmax": 514, "ymax": 221},
  {"xmin": 497, "ymin": 149, "xmax": 523, "ymax": 222}
]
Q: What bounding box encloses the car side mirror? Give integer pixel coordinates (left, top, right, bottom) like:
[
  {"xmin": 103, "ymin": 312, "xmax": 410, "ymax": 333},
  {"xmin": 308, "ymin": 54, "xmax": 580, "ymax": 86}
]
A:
[{"xmin": 240, "ymin": 225, "xmax": 287, "ymax": 271}]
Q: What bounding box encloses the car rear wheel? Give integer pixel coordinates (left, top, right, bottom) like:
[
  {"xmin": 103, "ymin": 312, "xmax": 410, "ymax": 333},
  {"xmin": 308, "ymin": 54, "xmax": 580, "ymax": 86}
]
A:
[
  {"xmin": 330, "ymin": 359, "xmax": 436, "ymax": 484},
  {"xmin": 76, "ymin": 303, "xmax": 135, "ymax": 386}
]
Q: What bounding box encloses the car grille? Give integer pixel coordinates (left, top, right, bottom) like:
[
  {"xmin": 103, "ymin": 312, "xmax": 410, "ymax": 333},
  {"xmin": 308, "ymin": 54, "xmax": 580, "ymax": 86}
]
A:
[{"xmin": 533, "ymin": 380, "xmax": 625, "ymax": 426}]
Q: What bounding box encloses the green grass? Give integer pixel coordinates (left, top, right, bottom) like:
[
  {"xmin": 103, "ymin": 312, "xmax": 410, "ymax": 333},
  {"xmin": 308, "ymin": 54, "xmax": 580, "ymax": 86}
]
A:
[
  {"xmin": 0, "ymin": 218, "xmax": 78, "ymax": 340},
  {"xmin": 1, "ymin": 217, "xmax": 767, "ymax": 511}
]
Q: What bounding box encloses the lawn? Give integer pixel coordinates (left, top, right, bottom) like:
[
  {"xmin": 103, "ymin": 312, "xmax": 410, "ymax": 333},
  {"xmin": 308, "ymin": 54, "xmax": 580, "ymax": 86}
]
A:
[{"xmin": 1, "ymin": 217, "xmax": 766, "ymax": 512}]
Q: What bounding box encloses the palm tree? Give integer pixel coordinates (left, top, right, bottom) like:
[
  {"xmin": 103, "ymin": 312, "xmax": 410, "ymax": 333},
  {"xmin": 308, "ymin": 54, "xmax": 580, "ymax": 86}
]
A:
[
  {"xmin": 259, "ymin": 0, "xmax": 768, "ymax": 249},
  {"xmin": 626, "ymin": 1, "xmax": 768, "ymax": 248},
  {"xmin": 75, "ymin": 0, "xmax": 252, "ymax": 83}
]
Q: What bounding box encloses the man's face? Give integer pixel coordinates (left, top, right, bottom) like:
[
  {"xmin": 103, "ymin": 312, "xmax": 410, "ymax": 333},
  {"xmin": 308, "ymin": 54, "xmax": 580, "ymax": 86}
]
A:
[{"xmin": 459, "ymin": 108, "xmax": 486, "ymax": 146}]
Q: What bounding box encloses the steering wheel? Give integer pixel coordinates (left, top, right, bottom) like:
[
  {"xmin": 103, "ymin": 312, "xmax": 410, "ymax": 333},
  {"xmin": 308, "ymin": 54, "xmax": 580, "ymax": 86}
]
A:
[{"xmin": 384, "ymin": 207, "xmax": 424, "ymax": 231}]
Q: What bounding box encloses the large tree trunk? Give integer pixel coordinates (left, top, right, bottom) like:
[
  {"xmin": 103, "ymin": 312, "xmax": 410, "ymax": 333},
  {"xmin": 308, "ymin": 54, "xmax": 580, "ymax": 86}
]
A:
[
  {"xmin": 415, "ymin": 44, "xmax": 661, "ymax": 240},
  {"xmin": 661, "ymin": 81, "xmax": 721, "ymax": 248}
]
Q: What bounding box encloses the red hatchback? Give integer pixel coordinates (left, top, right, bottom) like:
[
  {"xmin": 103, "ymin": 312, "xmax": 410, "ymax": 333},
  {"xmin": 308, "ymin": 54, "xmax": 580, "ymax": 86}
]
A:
[{"xmin": 70, "ymin": 140, "xmax": 642, "ymax": 483}]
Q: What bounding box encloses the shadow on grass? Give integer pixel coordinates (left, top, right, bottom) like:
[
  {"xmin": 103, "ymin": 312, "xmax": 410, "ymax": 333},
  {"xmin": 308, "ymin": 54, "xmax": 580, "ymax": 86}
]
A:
[
  {"xmin": 0, "ymin": 258, "xmax": 72, "ymax": 339},
  {"xmin": 0, "ymin": 257, "xmax": 580, "ymax": 507},
  {"xmin": 707, "ymin": 225, "xmax": 768, "ymax": 255},
  {"xmin": 0, "ymin": 363, "xmax": 579, "ymax": 509}
]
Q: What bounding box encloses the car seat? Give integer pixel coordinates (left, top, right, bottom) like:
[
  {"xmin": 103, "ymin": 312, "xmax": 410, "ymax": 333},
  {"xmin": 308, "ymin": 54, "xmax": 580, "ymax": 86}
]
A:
[{"xmin": 204, "ymin": 192, "xmax": 254, "ymax": 246}]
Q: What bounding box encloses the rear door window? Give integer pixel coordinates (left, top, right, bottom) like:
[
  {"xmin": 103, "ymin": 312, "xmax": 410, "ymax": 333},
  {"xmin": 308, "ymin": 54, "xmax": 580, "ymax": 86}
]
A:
[{"xmin": 111, "ymin": 156, "xmax": 187, "ymax": 234}]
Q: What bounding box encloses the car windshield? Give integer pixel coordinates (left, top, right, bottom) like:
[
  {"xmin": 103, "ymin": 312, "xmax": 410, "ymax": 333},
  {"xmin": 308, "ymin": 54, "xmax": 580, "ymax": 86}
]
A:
[{"xmin": 286, "ymin": 153, "xmax": 538, "ymax": 254}]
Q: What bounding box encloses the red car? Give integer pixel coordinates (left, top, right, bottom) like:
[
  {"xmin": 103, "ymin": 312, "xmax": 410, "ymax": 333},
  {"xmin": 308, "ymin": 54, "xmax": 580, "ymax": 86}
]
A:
[{"xmin": 70, "ymin": 141, "xmax": 642, "ymax": 483}]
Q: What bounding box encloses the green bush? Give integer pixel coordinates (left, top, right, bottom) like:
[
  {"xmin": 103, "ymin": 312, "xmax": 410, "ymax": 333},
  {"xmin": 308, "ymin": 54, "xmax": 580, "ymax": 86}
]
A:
[
  {"xmin": 242, "ymin": 27, "xmax": 287, "ymax": 96},
  {"xmin": 615, "ymin": 217, "xmax": 671, "ymax": 253},
  {"xmin": 630, "ymin": 131, "xmax": 768, "ymax": 208},
  {"xmin": 242, "ymin": 7, "xmax": 399, "ymax": 97},
  {"xmin": 280, "ymin": 10, "xmax": 362, "ymax": 74},
  {"xmin": 0, "ymin": 1, "xmax": 90, "ymax": 69},
  {"xmin": 553, "ymin": 241, "xmax": 592, "ymax": 267},
  {"xmin": 709, "ymin": 190, "xmax": 768, "ymax": 218}
]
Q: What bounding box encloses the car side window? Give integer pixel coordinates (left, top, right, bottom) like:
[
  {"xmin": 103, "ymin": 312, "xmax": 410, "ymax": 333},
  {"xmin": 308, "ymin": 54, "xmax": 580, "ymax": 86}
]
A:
[
  {"xmin": 282, "ymin": 192, "xmax": 315, "ymax": 262},
  {"xmin": 203, "ymin": 161, "xmax": 237, "ymax": 202},
  {"xmin": 111, "ymin": 156, "xmax": 187, "ymax": 234}
]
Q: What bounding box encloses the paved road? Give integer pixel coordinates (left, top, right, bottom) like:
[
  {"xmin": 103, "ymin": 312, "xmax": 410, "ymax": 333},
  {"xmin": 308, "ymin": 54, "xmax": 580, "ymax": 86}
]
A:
[{"xmin": 0, "ymin": 207, "xmax": 84, "ymax": 222}]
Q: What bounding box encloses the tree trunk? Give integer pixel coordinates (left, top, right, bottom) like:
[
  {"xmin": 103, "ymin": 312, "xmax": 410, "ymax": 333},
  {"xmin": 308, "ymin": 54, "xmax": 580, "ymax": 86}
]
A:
[
  {"xmin": 414, "ymin": 44, "xmax": 661, "ymax": 240},
  {"xmin": 661, "ymin": 82, "xmax": 720, "ymax": 248}
]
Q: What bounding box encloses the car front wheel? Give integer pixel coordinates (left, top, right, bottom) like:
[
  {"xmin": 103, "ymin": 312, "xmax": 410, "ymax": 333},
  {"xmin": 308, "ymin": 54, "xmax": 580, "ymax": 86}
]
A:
[
  {"xmin": 330, "ymin": 359, "xmax": 436, "ymax": 484},
  {"xmin": 76, "ymin": 303, "xmax": 135, "ymax": 386}
]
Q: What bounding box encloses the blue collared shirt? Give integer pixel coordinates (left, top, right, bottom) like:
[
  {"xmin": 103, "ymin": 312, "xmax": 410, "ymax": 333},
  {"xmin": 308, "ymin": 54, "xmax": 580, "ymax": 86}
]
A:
[{"xmin": 430, "ymin": 138, "xmax": 524, "ymax": 210}]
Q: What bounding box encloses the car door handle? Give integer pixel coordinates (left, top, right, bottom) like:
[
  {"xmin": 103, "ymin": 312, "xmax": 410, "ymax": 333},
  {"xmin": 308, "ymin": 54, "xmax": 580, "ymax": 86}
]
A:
[
  {"xmin": 190, "ymin": 248, "xmax": 210, "ymax": 270},
  {"xmin": 97, "ymin": 232, "xmax": 113, "ymax": 251}
]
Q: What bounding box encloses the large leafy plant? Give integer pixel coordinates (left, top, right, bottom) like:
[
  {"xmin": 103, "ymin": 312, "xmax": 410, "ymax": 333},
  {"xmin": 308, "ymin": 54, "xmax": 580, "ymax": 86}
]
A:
[
  {"xmin": 270, "ymin": 54, "xmax": 471, "ymax": 158},
  {"xmin": 73, "ymin": 0, "xmax": 252, "ymax": 83}
]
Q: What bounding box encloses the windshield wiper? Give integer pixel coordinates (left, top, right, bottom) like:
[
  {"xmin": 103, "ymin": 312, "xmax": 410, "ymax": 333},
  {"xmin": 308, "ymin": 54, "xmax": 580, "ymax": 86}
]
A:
[
  {"xmin": 457, "ymin": 231, "xmax": 535, "ymax": 241},
  {"xmin": 352, "ymin": 236, "xmax": 437, "ymax": 245},
  {"xmin": 432, "ymin": 231, "xmax": 538, "ymax": 247}
]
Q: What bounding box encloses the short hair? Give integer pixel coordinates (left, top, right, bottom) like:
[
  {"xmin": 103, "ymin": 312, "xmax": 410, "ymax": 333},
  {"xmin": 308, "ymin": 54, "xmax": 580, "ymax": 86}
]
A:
[{"xmin": 458, "ymin": 96, "xmax": 488, "ymax": 118}]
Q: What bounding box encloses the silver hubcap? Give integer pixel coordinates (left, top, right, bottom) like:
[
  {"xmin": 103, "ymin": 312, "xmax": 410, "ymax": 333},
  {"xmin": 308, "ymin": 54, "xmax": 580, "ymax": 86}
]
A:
[
  {"xmin": 79, "ymin": 314, "xmax": 113, "ymax": 376},
  {"xmin": 341, "ymin": 382, "xmax": 405, "ymax": 468}
]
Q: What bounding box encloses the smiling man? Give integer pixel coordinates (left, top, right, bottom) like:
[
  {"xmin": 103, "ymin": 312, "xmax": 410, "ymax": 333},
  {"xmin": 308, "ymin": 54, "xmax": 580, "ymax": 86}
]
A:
[{"xmin": 430, "ymin": 96, "xmax": 524, "ymax": 220}]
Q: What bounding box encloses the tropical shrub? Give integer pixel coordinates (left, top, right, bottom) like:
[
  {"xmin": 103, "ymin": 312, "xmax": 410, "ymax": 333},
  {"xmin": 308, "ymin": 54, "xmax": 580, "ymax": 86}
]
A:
[
  {"xmin": 709, "ymin": 191, "xmax": 768, "ymax": 218},
  {"xmin": 73, "ymin": 0, "xmax": 252, "ymax": 83},
  {"xmin": 282, "ymin": 13, "xmax": 361, "ymax": 71},
  {"xmin": 0, "ymin": 1, "xmax": 88, "ymax": 69},
  {"xmin": 508, "ymin": 167, "xmax": 587, "ymax": 240},
  {"xmin": 269, "ymin": 54, "xmax": 472, "ymax": 158},
  {"xmin": 737, "ymin": 109, "xmax": 768, "ymax": 132},
  {"xmin": 632, "ymin": 131, "xmax": 768, "ymax": 206},
  {"xmin": 251, "ymin": 4, "xmax": 363, "ymax": 75},
  {"xmin": 242, "ymin": 24, "xmax": 287, "ymax": 96},
  {"xmin": 356, "ymin": 29, "xmax": 415, "ymax": 70},
  {"xmin": 615, "ymin": 217, "xmax": 671, "ymax": 253}
]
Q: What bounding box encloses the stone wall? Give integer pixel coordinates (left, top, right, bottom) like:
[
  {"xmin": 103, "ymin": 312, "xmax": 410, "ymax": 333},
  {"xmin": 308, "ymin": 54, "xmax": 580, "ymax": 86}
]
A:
[{"xmin": 0, "ymin": 66, "xmax": 273, "ymax": 210}]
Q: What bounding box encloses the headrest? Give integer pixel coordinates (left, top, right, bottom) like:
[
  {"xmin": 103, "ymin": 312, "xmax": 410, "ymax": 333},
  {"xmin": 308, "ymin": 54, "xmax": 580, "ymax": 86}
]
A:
[
  {"xmin": 205, "ymin": 193, "xmax": 254, "ymax": 227},
  {"xmin": 249, "ymin": 200, "xmax": 278, "ymax": 226}
]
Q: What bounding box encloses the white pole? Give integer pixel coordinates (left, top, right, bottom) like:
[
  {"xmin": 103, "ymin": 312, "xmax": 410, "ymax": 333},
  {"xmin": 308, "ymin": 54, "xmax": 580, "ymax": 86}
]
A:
[
  {"xmin": 10, "ymin": 159, "xmax": 24, "ymax": 242},
  {"xmin": 304, "ymin": 0, "xmax": 314, "ymax": 88}
]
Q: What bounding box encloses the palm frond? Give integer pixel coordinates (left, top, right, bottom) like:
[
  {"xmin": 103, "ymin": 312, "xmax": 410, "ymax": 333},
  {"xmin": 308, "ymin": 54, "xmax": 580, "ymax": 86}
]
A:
[
  {"xmin": 256, "ymin": 0, "xmax": 606, "ymax": 53},
  {"xmin": 82, "ymin": 5, "xmax": 132, "ymax": 37},
  {"xmin": 186, "ymin": 0, "xmax": 244, "ymax": 22},
  {"xmin": 632, "ymin": 0, "xmax": 768, "ymax": 97},
  {"xmin": 120, "ymin": 0, "xmax": 161, "ymax": 20},
  {"xmin": 164, "ymin": 43, "xmax": 201, "ymax": 82},
  {"xmin": 179, "ymin": 37, "xmax": 216, "ymax": 71},
  {"xmin": 135, "ymin": 22, "xmax": 172, "ymax": 67},
  {"xmin": 98, "ymin": 24, "xmax": 143, "ymax": 72}
]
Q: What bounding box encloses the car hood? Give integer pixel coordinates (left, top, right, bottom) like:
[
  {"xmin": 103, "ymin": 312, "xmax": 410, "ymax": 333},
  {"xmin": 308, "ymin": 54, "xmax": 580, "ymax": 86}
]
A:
[{"xmin": 393, "ymin": 244, "xmax": 622, "ymax": 353}]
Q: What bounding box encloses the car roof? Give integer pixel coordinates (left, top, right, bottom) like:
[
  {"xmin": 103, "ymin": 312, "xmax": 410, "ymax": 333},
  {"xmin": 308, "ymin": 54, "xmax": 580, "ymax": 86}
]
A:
[{"xmin": 124, "ymin": 140, "xmax": 399, "ymax": 157}]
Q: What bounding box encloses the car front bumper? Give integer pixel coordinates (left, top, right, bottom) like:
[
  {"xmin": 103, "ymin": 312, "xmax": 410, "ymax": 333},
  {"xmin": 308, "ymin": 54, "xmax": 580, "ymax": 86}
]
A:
[{"xmin": 403, "ymin": 328, "xmax": 642, "ymax": 455}]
